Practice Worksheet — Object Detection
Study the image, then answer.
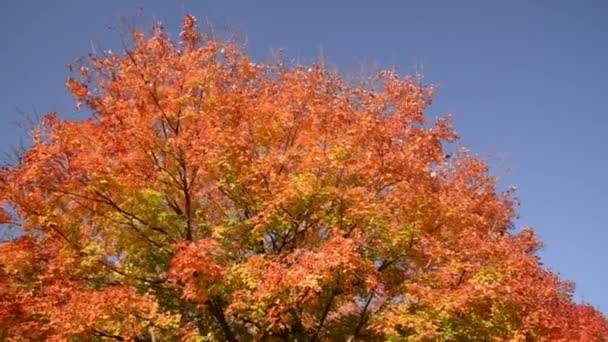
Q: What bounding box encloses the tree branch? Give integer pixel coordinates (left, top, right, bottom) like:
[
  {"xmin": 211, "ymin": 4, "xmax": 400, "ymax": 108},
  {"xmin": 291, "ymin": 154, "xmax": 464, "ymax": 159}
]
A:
[{"xmin": 208, "ymin": 298, "xmax": 237, "ymax": 342}]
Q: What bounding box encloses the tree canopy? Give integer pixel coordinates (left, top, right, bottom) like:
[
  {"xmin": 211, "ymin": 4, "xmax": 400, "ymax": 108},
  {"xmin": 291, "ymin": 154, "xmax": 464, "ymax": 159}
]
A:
[{"xmin": 1, "ymin": 15, "xmax": 606, "ymax": 341}]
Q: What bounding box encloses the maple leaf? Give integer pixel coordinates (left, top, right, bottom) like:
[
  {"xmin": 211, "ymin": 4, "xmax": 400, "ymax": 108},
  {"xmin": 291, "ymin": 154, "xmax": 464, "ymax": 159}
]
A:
[{"xmin": 0, "ymin": 14, "xmax": 605, "ymax": 341}]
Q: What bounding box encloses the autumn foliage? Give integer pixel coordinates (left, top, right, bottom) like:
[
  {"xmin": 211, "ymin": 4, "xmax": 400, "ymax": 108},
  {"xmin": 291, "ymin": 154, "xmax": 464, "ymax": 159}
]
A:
[{"xmin": 0, "ymin": 15, "xmax": 606, "ymax": 341}]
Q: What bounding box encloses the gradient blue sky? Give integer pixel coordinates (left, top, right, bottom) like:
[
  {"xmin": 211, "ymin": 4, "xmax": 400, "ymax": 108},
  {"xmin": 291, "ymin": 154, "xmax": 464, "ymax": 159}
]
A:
[{"xmin": 1, "ymin": 1, "xmax": 607, "ymax": 312}]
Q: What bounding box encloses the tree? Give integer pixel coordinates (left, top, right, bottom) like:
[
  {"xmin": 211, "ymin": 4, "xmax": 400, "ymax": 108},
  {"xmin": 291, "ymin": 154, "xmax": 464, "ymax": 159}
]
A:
[{"xmin": 0, "ymin": 15, "xmax": 606, "ymax": 341}]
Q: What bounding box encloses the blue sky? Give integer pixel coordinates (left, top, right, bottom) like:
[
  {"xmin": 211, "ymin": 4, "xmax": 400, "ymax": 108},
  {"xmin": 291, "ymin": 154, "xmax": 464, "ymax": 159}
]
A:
[{"xmin": 1, "ymin": 1, "xmax": 607, "ymax": 312}]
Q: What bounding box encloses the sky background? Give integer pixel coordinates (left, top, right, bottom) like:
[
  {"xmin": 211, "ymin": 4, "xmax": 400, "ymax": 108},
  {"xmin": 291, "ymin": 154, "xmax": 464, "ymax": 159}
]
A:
[{"xmin": 1, "ymin": 0, "xmax": 607, "ymax": 312}]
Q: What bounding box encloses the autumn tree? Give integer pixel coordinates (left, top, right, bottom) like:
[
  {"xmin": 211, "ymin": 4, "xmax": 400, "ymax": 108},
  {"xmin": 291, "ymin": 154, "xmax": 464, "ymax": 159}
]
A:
[{"xmin": 0, "ymin": 15, "xmax": 606, "ymax": 341}]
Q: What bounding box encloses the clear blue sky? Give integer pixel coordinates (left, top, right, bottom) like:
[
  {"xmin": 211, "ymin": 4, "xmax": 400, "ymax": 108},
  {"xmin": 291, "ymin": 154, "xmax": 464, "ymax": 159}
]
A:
[{"xmin": 1, "ymin": 1, "xmax": 607, "ymax": 312}]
